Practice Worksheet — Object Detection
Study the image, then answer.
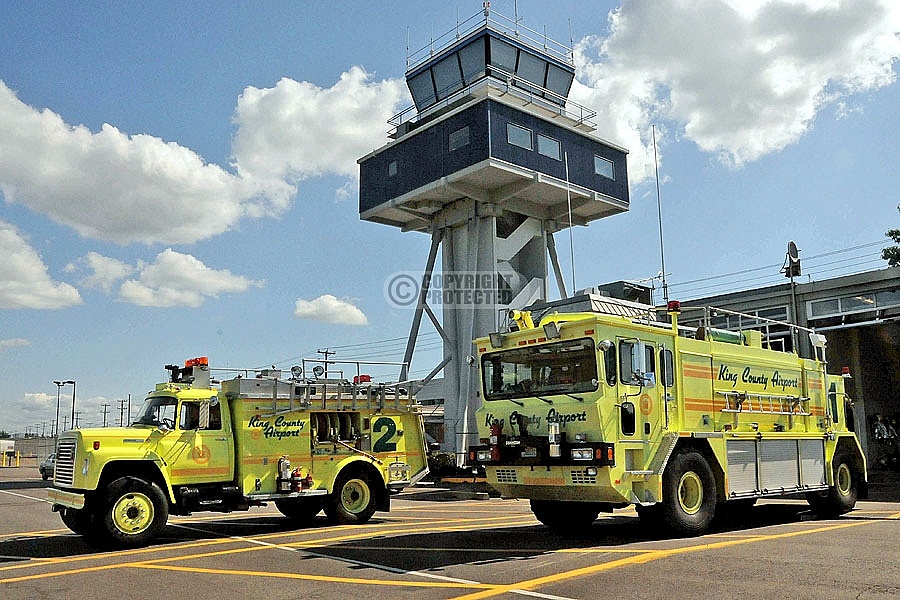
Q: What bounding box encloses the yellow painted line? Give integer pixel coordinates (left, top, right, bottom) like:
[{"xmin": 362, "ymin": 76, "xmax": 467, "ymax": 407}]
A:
[
  {"xmin": 449, "ymin": 516, "xmax": 900, "ymax": 600},
  {"xmin": 0, "ymin": 513, "xmax": 528, "ymax": 583},
  {"xmin": 132, "ymin": 563, "xmax": 489, "ymax": 589}
]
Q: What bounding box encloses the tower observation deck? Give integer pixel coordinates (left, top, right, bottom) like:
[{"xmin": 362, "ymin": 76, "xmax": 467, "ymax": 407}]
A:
[{"xmin": 358, "ymin": 5, "xmax": 630, "ymax": 463}]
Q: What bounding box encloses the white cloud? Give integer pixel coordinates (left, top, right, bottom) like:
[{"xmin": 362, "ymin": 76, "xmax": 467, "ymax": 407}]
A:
[
  {"xmin": 0, "ymin": 338, "xmax": 30, "ymax": 352},
  {"xmin": 0, "ymin": 80, "xmax": 289, "ymax": 245},
  {"xmin": 232, "ymin": 67, "xmax": 407, "ymax": 186},
  {"xmin": 65, "ymin": 251, "xmax": 135, "ymax": 293},
  {"xmin": 294, "ymin": 294, "xmax": 368, "ymax": 326},
  {"xmin": 115, "ymin": 248, "xmax": 263, "ymax": 308},
  {"xmin": 0, "ymin": 68, "xmax": 406, "ymax": 246},
  {"xmin": 0, "ymin": 220, "xmax": 82, "ymax": 309},
  {"xmin": 574, "ymin": 0, "xmax": 900, "ymax": 175}
]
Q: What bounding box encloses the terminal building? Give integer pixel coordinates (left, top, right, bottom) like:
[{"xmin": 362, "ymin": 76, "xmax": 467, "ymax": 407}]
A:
[{"xmin": 682, "ymin": 267, "xmax": 900, "ymax": 473}]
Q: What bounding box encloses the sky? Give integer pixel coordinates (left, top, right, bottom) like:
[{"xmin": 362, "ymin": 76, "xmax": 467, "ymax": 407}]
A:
[{"xmin": 2, "ymin": 0, "xmax": 899, "ymax": 435}]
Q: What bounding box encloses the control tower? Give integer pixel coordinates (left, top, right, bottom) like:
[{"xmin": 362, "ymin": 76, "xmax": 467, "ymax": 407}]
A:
[{"xmin": 358, "ymin": 5, "xmax": 629, "ymax": 462}]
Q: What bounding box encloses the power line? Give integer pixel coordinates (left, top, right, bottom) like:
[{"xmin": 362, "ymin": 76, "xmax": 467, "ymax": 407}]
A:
[{"xmin": 668, "ymin": 241, "xmax": 889, "ymax": 299}]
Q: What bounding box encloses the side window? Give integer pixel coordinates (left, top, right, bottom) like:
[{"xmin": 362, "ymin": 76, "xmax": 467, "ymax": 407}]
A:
[
  {"xmin": 206, "ymin": 402, "xmax": 222, "ymax": 430},
  {"xmin": 180, "ymin": 401, "xmax": 222, "ymax": 430},
  {"xmin": 621, "ymin": 401, "xmax": 636, "ymax": 436},
  {"xmin": 620, "ymin": 341, "xmax": 635, "ymax": 383},
  {"xmin": 180, "ymin": 402, "xmax": 200, "ymax": 430},
  {"xmin": 660, "ymin": 348, "xmax": 674, "ymax": 388},
  {"xmin": 604, "ymin": 342, "xmax": 617, "ymax": 386}
]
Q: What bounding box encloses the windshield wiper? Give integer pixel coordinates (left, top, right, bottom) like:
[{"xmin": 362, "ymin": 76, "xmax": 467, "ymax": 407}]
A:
[
  {"xmin": 536, "ymin": 396, "xmax": 553, "ymax": 405},
  {"xmin": 507, "ymin": 398, "xmax": 524, "ymax": 406},
  {"xmin": 566, "ymin": 394, "xmax": 584, "ymax": 402}
]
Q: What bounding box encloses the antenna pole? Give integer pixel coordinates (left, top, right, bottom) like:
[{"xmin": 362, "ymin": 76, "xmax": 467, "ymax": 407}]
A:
[
  {"xmin": 653, "ymin": 125, "xmax": 669, "ymax": 304},
  {"xmin": 564, "ymin": 151, "xmax": 576, "ymax": 294}
]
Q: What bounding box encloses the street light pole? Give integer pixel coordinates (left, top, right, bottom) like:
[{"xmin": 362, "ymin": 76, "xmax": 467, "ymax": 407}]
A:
[
  {"xmin": 70, "ymin": 380, "xmax": 77, "ymax": 428},
  {"xmin": 54, "ymin": 380, "xmax": 76, "ymax": 433},
  {"xmin": 53, "ymin": 381, "xmax": 62, "ymax": 437}
]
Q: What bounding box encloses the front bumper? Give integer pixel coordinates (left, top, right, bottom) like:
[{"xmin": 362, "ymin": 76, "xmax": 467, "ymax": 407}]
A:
[{"xmin": 47, "ymin": 487, "xmax": 85, "ymax": 510}]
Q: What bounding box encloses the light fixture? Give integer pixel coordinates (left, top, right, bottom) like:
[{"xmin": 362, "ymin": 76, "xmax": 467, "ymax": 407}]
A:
[
  {"xmin": 312, "ymin": 365, "xmax": 325, "ymax": 378},
  {"xmin": 543, "ymin": 321, "xmax": 561, "ymax": 339},
  {"xmin": 488, "ymin": 332, "xmax": 503, "ymax": 348},
  {"xmin": 809, "ymin": 332, "xmax": 827, "ymax": 349}
]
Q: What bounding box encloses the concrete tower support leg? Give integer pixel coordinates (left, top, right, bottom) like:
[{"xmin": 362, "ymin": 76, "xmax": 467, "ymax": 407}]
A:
[{"xmin": 400, "ymin": 205, "xmax": 574, "ymax": 464}]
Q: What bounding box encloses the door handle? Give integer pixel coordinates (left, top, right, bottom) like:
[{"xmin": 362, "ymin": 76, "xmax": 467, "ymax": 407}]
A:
[{"xmin": 215, "ymin": 437, "xmax": 228, "ymax": 442}]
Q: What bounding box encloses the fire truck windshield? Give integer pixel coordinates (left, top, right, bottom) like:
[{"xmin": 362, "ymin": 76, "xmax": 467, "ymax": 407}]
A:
[
  {"xmin": 132, "ymin": 395, "xmax": 177, "ymax": 427},
  {"xmin": 482, "ymin": 338, "xmax": 598, "ymax": 401}
]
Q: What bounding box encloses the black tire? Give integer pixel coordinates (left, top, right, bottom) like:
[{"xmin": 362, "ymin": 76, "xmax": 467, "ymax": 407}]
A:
[
  {"xmin": 275, "ymin": 498, "xmax": 323, "ymax": 525},
  {"xmin": 98, "ymin": 477, "xmax": 168, "ymax": 548},
  {"xmin": 807, "ymin": 450, "xmax": 858, "ymax": 516},
  {"xmin": 530, "ymin": 499, "xmax": 600, "ymax": 533},
  {"xmin": 661, "ymin": 451, "xmax": 716, "ymax": 536},
  {"xmin": 324, "ymin": 469, "xmax": 378, "ymax": 524},
  {"xmin": 60, "ymin": 507, "xmax": 95, "ymax": 536},
  {"xmin": 41, "ymin": 469, "xmax": 50, "ymax": 481}
]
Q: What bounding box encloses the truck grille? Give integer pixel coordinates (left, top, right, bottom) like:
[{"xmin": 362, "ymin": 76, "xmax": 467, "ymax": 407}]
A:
[
  {"xmin": 495, "ymin": 469, "xmax": 518, "ymax": 484},
  {"xmin": 54, "ymin": 439, "xmax": 77, "ymax": 486},
  {"xmin": 569, "ymin": 471, "xmax": 597, "ymax": 485}
]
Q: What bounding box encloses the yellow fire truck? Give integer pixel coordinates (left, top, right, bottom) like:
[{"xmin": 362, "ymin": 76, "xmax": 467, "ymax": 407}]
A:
[
  {"xmin": 48, "ymin": 357, "xmax": 428, "ymax": 547},
  {"xmin": 469, "ymin": 297, "xmax": 866, "ymax": 536}
]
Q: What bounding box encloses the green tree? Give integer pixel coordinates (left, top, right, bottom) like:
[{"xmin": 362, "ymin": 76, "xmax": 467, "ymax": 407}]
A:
[{"xmin": 884, "ymin": 205, "xmax": 900, "ymax": 267}]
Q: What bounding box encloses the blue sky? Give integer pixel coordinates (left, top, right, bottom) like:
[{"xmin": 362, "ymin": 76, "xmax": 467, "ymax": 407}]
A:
[{"xmin": 2, "ymin": 1, "xmax": 899, "ymax": 434}]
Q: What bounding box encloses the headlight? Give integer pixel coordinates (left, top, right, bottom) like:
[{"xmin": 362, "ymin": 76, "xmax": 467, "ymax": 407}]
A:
[
  {"xmin": 476, "ymin": 450, "xmax": 492, "ymax": 462},
  {"xmin": 571, "ymin": 448, "xmax": 593, "ymax": 461}
]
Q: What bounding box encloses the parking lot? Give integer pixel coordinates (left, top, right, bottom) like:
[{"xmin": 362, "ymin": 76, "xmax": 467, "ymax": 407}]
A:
[{"xmin": 2, "ymin": 466, "xmax": 899, "ymax": 600}]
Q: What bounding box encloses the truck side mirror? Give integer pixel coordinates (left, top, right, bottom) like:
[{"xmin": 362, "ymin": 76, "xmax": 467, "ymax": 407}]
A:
[{"xmin": 630, "ymin": 341, "xmax": 646, "ymax": 383}]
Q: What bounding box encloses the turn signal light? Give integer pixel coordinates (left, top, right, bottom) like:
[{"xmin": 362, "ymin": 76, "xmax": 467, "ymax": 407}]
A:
[{"xmin": 93, "ymin": 441, "xmax": 101, "ymax": 450}]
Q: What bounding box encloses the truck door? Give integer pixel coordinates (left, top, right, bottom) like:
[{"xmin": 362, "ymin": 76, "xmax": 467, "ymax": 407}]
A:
[
  {"xmin": 168, "ymin": 399, "xmax": 233, "ymax": 483},
  {"xmin": 618, "ymin": 339, "xmax": 663, "ymax": 442}
]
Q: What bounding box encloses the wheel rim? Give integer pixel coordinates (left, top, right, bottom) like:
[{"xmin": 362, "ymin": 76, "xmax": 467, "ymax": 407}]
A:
[
  {"xmin": 677, "ymin": 471, "xmax": 704, "ymax": 515},
  {"xmin": 112, "ymin": 492, "xmax": 155, "ymax": 534},
  {"xmin": 836, "ymin": 463, "xmax": 852, "ymax": 497},
  {"xmin": 340, "ymin": 478, "xmax": 371, "ymax": 514}
]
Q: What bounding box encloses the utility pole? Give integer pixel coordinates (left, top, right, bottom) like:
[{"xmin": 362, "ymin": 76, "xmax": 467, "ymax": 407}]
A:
[
  {"xmin": 62, "ymin": 416, "xmax": 69, "ymax": 431},
  {"xmin": 101, "ymin": 403, "xmax": 110, "ymax": 427},
  {"xmin": 117, "ymin": 398, "xmax": 127, "ymax": 426},
  {"xmin": 73, "ymin": 411, "xmax": 81, "ymax": 429},
  {"xmin": 317, "ymin": 348, "xmax": 335, "ymax": 378}
]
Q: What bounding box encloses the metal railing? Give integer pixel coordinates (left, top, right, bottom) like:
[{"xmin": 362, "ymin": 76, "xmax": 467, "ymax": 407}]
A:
[{"xmin": 406, "ymin": 6, "xmax": 573, "ymax": 73}]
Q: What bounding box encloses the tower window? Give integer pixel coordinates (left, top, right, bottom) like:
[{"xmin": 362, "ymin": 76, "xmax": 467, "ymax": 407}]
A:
[
  {"xmin": 449, "ymin": 126, "xmax": 470, "ymax": 151},
  {"xmin": 594, "ymin": 155, "xmax": 614, "ymax": 180},
  {"xmin": 537, "ymin": 134, "xmax": 561, "ymax": 160},
  {"xmin": 388, "ymin": 160, "xmax": 398, "ymax": 177},
  {"xmin": 507, "ymin": 123, "xmax": 533, "ymax": 150}
]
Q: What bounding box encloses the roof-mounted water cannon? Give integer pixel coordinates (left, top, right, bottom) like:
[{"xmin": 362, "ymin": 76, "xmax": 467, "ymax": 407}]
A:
[
  {"xmin": 508, "ymin": 309, "xmax": 534, "ymax": 331},
  {"xmin": 165, "ymin": 356, "xmax": 210, "ymax": 388}
]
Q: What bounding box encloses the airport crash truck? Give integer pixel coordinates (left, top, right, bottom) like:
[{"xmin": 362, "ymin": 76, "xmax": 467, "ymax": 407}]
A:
[
  {"xmin": 469, "ymin": 299, "xmax": 867, "ymax": 535},
  {"xmin": 48, "ymin": 357, "xmax": 428, "ymax": 547}
]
